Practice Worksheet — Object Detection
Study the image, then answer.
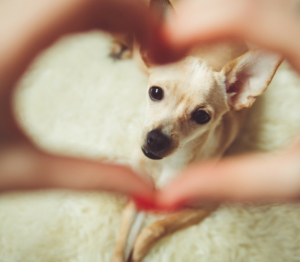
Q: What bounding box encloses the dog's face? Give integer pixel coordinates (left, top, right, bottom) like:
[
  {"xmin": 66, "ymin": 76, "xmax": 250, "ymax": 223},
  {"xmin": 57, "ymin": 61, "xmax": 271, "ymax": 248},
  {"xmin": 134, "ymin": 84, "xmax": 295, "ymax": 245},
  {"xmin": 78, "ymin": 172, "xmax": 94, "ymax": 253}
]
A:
[
  {"xmin": 140, "ymin": 57, "xmax": 228, "ymax": 160},
  {"xmin": 140, "ymin": 50, "xmax": 282, "ymax": 160}
]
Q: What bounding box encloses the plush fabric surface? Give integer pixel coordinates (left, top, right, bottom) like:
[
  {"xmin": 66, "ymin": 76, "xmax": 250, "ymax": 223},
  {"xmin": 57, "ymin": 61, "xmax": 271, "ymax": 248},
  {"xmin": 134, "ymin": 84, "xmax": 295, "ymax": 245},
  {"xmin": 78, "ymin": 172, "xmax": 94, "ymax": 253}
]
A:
[{"xmin": 2, "ymin": 31, "xmax": 300, "ymax": 262}]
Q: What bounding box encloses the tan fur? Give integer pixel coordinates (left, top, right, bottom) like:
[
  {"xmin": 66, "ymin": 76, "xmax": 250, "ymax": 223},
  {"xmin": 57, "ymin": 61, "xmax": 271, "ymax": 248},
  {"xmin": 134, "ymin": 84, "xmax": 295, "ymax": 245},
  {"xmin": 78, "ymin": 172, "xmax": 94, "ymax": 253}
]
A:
[
  {"xmin": 111, "ymin": 44, "xmax": 281, "ymax": 262},
  {"xmin": 222, "ymin": 49, "xmax": 282, "ymax": 110},
  {"xmin": 111, "ymin": 202, "xmax": 138, "ymax": 262},
  {"xmin": 132, "ymin": 205, "xmax": 218, "ymax": 262},
  {"xmin": 110, "ymin": 2, "xmax": 282, "ymax": 261}
]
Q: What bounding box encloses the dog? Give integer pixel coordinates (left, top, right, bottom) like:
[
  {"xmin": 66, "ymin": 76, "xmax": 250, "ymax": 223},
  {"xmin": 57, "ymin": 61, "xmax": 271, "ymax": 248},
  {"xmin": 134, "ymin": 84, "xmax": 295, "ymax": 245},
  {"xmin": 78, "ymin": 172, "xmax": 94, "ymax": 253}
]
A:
[{"xmin": 109, "ymin": 1, "xmax": 282, "ymax": 261}]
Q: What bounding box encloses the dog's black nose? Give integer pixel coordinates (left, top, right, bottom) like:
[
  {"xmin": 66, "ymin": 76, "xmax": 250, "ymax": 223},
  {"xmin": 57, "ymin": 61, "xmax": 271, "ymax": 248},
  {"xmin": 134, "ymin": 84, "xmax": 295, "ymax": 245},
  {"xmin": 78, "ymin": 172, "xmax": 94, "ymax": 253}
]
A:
[{"xmin": 147, "ymin": 130, "xmax": 170, "ymax": 152}]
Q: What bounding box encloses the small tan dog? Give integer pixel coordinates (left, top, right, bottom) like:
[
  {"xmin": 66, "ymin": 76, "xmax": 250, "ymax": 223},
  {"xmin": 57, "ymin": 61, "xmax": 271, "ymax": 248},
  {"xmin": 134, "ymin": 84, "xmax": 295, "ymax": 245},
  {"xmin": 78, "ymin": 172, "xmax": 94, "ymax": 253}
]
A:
[{"xmin": 110, "ymin": 1, "xmax": 282, "ymax": 261}]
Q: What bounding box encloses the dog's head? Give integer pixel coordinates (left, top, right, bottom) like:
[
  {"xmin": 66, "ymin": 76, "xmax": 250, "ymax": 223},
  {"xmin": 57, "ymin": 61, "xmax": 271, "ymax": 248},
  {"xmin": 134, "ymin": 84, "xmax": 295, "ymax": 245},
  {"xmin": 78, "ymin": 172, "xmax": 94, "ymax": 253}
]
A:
[
  {"xmin": 140, "ymin": 50, "xmax": 282, "ymax": 160},
  {"xmin": 139, "ymin": 0, "xmax": 282, "ymax": 160}
]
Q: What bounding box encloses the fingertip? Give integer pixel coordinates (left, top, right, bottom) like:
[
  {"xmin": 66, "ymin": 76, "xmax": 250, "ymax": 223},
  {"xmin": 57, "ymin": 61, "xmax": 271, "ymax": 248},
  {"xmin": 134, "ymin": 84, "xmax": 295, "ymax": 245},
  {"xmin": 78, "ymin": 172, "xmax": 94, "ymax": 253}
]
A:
[
  {"xmin": 148, "ymin": 26, "xmax": 188, "ymax": 64},
  {"xmin": 154, "ymin": 189, "xmax": 186, "ymax": 211},
  {"xmin": 133, "ymin": 188, "xmax": 185, "ymax": 211},
  {"xmin": 133, "ymin": 195, "xmax": 156, "ymax": 211}
]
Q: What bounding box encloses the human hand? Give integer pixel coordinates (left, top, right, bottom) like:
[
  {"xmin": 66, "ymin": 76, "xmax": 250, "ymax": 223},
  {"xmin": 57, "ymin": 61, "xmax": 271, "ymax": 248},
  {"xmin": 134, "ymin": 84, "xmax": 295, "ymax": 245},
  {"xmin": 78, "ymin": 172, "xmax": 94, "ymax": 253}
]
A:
[
  {"xmin": 152, "ymin": 0, "xmax": 300, "ymax": 72},
  {"xmin": 0, "ymin": 0, "xmax": 165, "ymax": 201},
  {"xmin": 154, "ymin": 146, "xmax": 300, "ymax": 209},
  {"xmin": 2, "ymin": 0, "xmax": 300, "ymax": 210},
  {"xmin": 143, "ymin": 0, "xmax": 300, "ymax": 210}
]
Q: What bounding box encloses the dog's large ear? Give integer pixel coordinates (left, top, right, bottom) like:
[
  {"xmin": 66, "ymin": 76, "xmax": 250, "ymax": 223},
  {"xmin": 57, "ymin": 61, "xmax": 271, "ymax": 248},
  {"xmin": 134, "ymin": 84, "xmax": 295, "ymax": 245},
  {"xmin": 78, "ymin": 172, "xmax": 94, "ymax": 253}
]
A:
[
  {"xmin": 140, "ymin": 0, "xmax": 175, "ymax": 68},
  {"xmin": 221, "ymin": 49, "xmax": 282, "ymax": 110}
]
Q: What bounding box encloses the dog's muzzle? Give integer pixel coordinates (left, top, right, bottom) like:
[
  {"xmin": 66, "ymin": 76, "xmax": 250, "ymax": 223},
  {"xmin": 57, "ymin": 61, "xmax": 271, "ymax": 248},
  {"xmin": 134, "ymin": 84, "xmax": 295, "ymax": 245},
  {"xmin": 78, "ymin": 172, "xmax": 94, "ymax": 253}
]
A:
[
  {"xmin": 141, "ymin": 129, "xmax": 170, "ymax": 160},
  {"xmin": 141, "ymin": 148, "xmax": 162, "ymax": 160}
]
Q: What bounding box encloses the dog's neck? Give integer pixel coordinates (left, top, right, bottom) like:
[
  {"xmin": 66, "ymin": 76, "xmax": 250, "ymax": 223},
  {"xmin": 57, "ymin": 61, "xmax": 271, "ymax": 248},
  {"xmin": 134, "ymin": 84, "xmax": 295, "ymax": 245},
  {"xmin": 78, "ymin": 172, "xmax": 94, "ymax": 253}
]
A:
[
  {"xmin": 163, "ymin": 118, "xmax": 222, "ymax": 165},
  {"xmin": 155, "ymin": 109, "xmax": 247, "ymax": 187},
  {"xmin": 154, "ymin": 130, "xmax": 219, "ymax": 187}
]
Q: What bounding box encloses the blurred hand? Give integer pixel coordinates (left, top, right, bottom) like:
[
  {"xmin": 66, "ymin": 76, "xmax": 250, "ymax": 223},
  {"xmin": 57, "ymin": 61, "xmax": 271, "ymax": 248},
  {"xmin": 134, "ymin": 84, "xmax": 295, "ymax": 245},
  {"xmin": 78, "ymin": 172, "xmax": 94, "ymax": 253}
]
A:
[
  {"xmin": 0, "ymin": 0, "xmax": 162, "ymax": 202},
  {"xmin": 153, "ymin": 0, "xmax": 300, "ymax": 72},
  {"xmin": 154, "ymin": 148, "xmax": 300, "ymax": 209},
  {"xmin": 148, "ymin": 0, "xmax": 300, "ymax": 210},
  {"xmin": 2, "ymin": 0, "xmax": 300, "ymax": 210}
]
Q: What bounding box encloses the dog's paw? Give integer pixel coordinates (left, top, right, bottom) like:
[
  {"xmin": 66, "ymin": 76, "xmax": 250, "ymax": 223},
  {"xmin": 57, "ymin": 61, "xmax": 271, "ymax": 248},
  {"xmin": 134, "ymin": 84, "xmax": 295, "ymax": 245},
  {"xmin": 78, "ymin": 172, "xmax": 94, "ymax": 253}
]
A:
[{"xmin": 110, "ymin": 41, "xmax": 132, "ymax": 60}]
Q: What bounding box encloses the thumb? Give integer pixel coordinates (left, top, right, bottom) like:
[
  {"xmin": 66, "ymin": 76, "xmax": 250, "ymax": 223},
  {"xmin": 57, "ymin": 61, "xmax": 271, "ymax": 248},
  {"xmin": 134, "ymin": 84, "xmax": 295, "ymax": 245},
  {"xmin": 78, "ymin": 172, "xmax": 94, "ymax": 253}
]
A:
[
  {"xmin": 0, "ymin": 144, "xmax": 155, "ymax": 203},
  {"xmin": 155, "ymin": 152, "xmax": 300, "ymax": 210}
]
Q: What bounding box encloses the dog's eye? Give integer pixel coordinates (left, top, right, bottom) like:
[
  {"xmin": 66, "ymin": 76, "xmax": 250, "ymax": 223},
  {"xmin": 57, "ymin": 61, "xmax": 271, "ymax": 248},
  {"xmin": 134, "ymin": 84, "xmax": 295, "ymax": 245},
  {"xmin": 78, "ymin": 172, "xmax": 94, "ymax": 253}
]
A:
[
  {"xmin": 149, "ymin": 86, "xmax": 163, "ymax": 101},
  {"xmin": 192, "ymin": 110, "xmax": 211, "ymax": 124}
]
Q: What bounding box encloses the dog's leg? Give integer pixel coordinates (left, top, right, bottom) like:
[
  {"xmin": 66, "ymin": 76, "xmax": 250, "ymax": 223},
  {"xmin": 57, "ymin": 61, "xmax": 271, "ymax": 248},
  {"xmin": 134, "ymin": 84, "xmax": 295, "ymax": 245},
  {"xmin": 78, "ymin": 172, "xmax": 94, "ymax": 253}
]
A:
[
  {"xmin": 111, "ymin": 201, "xmax": 137, "ymax": 262},
  {"xmin": 110, "ymin": 33, "xmax": 133, "ymax": 60},
  {"xmin": 111, "ymin": 201, "xmax": 145, "ymax": 262},
  {"xmin": 125, "ymin": 211, "xmax": 145, "ymax": 260},
  {"xmin": 131, "ymin": 205, "xmax": 218, "ymax": 262}
]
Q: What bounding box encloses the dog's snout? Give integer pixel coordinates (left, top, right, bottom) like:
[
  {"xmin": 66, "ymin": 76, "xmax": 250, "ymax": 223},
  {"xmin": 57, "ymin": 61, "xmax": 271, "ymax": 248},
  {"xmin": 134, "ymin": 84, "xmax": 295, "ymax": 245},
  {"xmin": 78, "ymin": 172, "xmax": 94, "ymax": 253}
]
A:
[{"xmin": 147, "ymin": 130, "xmax": 170, "ymax": 152}]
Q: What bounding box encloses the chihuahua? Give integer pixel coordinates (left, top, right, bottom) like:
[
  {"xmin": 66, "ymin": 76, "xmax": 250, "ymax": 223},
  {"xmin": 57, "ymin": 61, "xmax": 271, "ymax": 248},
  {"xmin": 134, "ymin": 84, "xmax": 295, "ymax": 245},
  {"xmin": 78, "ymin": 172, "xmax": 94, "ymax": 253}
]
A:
[{"xmin": 110, "ymin": 1, "xmax": 282, "ymax": 261}]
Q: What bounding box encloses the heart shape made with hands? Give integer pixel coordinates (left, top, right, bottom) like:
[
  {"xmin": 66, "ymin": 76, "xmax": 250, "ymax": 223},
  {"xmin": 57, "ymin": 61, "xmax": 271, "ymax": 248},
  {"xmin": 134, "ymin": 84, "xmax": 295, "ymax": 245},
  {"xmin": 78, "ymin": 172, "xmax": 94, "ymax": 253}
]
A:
[{"xmin": 11, "ymin": 30, "xmax": 300, "ymax": 215}]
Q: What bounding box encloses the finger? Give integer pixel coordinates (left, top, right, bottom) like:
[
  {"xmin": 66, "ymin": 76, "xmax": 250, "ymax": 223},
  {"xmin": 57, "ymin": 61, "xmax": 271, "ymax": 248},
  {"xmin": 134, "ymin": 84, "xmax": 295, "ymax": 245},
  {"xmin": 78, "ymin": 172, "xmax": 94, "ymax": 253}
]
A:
[
  {"xmin": 0, "ymin": 0, "xmax": 157, "ymax": 91},
  {"xmin": 151, "ymin": 0, "xmax": 253, "ymax": 64},
  {"xmin": 0, "ymin": 0, "xmax": 158, "ymax": 145},
  {"xmin": 0, "ymin": 144, "xmax": 155, "ymax": 203},
  {"xmin": 156, "ymin": 152, "xmax": 300, "ymax": 210},
  {"xmin": 154, "ymin": 0, "xmax": 299, "ymax": 65},
  {"xmin": 89, "ymin": 0, "xmax": 158, "ymax": 48}
]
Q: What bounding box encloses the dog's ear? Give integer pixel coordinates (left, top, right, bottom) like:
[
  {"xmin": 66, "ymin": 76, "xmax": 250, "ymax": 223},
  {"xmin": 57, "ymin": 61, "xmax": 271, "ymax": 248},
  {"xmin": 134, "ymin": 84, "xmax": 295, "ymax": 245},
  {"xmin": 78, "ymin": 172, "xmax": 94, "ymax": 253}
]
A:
[
  {"xmin": 221, "ymin": 49, "xmax": 282, "ymax": 110},
  {"xmin": 140, "ymin": 0, "xmax": 175, "ymax": 68}
]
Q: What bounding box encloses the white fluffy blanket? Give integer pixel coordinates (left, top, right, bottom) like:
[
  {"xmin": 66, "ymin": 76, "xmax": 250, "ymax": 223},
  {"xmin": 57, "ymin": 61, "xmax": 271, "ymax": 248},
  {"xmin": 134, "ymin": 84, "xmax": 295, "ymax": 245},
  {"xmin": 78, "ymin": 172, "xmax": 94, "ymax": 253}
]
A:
[{"xmin": 2, "ymin": 32, "xmax": 300, "ymax": 262}]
